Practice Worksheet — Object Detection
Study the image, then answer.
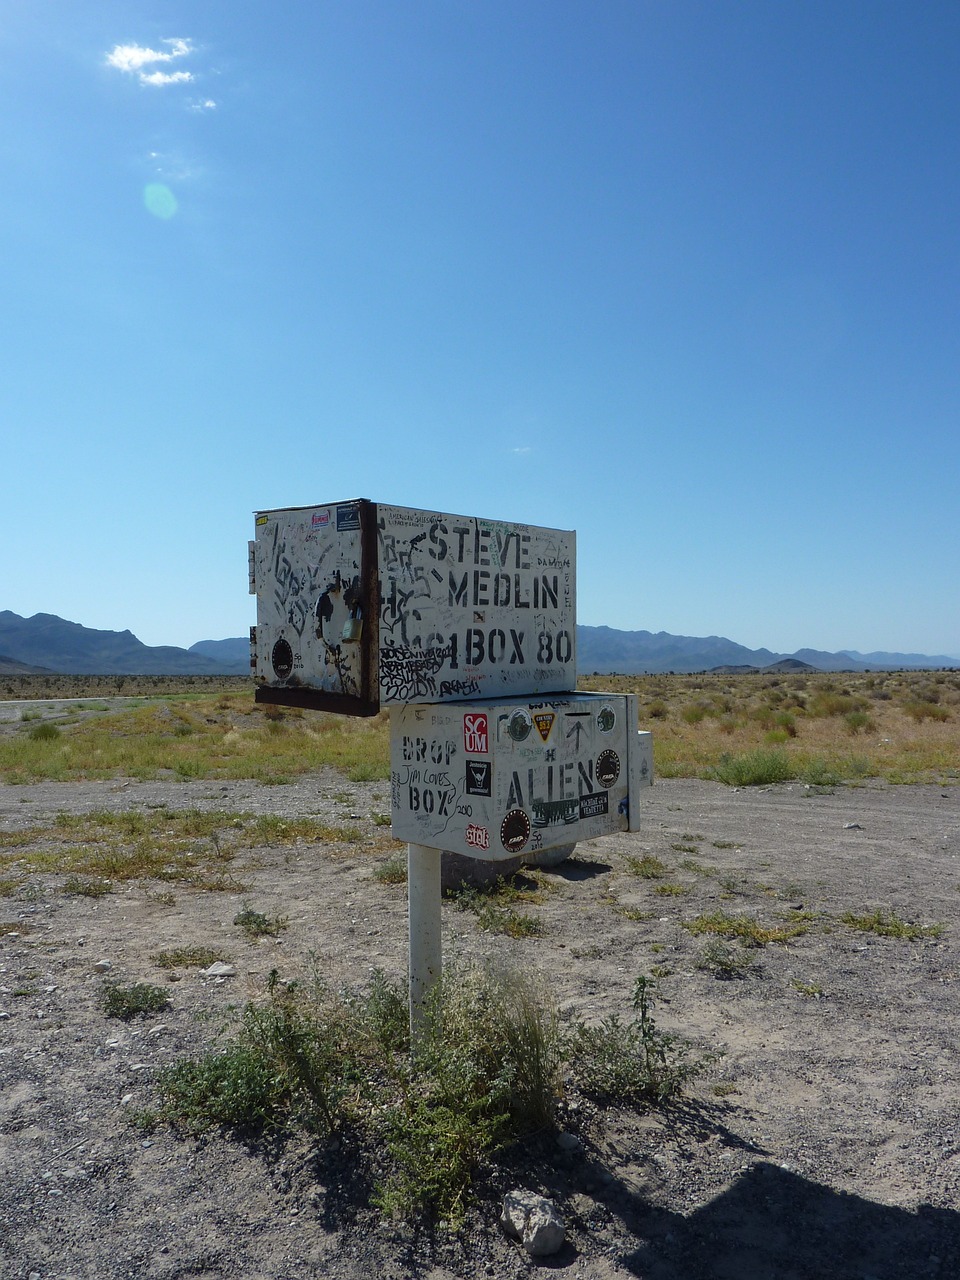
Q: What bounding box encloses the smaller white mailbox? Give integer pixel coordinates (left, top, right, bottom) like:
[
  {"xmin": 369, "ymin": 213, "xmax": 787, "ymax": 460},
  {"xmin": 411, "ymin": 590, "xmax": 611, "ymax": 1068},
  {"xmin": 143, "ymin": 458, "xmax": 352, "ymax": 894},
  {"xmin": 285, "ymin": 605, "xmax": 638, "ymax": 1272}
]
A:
[{"xmin": 390, "ymin": 693, "xmax": 652, "ymax": 860}]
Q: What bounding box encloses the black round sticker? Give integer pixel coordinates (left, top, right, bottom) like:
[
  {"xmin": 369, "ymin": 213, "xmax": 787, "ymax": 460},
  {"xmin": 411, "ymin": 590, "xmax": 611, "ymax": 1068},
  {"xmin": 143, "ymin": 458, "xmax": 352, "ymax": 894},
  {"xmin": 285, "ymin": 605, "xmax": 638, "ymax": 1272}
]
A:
[
  {"xmin": 272, "ymin": 638, "xmax": 294, "ymax": 679},
  {"xmin": 500, "ymin": 808, "xmax": 531, "ymax": 853},
  {"xmin": 596, "ymin": 749, "xmax": 621, "ymax": 788}
]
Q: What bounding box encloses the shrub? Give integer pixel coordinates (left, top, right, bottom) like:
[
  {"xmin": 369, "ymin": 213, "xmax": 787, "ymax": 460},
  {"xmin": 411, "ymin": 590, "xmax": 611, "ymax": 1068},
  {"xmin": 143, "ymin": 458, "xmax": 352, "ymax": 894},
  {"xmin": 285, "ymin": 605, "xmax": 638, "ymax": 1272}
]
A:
[
  {"xmin": 156, "ymin": 962, "xmax": 705, "ymax": 1221},
  {"xmin": 28, "ymin": 721, "xmax": 61, "ymax": 742},
  {"xmin": 713, "ymin": 749, "xmax": 794, "ymax": 787},
  {"xmin": 565, "ymin": 975, "xmax": 709, "ymax": 1105},
  {"xmin": 904, "ymin": 701, "xmax": 949, "ymax": 723},
  {"xmin": 845, "ymin": 710, "xmax": 875, "ymax": 735},
  {"xmin": 103, "ymin": 982, "xmax": 172, "ymax": 1020}
]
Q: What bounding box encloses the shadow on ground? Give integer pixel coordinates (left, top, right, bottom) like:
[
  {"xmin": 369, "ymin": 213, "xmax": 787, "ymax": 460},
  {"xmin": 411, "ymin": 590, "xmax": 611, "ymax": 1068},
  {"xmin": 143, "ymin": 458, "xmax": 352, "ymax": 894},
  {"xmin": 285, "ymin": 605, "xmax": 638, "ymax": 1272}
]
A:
[{"xmin": 621, "ymin": 1161, "xmax": 958, "ymax": 1279}]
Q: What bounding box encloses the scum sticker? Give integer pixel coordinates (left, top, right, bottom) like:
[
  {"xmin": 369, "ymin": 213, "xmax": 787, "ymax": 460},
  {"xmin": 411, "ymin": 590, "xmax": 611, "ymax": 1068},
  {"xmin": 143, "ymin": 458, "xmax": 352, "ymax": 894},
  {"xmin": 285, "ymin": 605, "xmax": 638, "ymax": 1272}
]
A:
[
  {"xmin": 464, "ymin": 712, "xmax": 488, "ymax": 754},
  {"xmin": 597, "ymin": 705, "xmax": 616, "ymax": 733}
]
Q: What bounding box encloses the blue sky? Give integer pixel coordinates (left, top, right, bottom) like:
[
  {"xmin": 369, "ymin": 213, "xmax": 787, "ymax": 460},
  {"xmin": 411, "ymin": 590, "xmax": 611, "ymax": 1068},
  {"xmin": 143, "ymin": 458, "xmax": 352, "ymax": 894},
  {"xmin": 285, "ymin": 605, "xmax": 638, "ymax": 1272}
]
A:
[{"xmin": 3, "ymin": 1, "xmax": 958, "ymax": 659}]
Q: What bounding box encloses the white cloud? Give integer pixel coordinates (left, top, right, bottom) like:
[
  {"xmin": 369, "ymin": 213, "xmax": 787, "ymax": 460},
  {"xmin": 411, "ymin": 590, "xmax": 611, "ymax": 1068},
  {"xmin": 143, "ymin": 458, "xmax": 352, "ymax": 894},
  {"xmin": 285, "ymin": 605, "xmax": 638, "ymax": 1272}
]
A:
[
  {"xmin": 190, "ymin": 98, "xmax": 217, "ymax": 112},
  {"xmin": 140, "ymin": 70, "xmax": 193, "ymax": 86},
  {"xmin": 105, "ymin": 38, "xmax": 194, "ymax": 86},
  {"xmin": 511, "ymin": 446, "xmax": 533, "ymax": 455}
]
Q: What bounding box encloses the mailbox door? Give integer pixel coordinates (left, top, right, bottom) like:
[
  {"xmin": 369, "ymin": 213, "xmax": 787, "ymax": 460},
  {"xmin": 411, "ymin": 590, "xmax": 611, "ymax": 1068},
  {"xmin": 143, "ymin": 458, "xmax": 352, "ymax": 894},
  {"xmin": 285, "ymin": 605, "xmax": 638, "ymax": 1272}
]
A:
[{"xmin": 251, "ymin": 499, "xmax": 380, "ymax": 714}]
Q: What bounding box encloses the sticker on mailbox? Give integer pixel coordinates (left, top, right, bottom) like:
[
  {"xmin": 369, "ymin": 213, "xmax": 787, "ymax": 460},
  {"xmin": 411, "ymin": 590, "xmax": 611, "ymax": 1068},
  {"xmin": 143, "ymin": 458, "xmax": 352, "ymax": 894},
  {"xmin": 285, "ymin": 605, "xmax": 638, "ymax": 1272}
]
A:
[
  {"xmin": 500, "ymin": 808, "xmax": 531, "ymax": 853},
  {"xmin": 466, "ymin": 760, "xmax": 492, "ymax": 796},
  {"xmin": 596, "ymin": 749, "xmax": 621, "ymax": 788},
  {"xmin": 464, "ymin": 712, "xmax": 488, "ymax": 754},
  {"xmin": 533, "ymin": 712, "xmax": 555, "ymax": 742}
]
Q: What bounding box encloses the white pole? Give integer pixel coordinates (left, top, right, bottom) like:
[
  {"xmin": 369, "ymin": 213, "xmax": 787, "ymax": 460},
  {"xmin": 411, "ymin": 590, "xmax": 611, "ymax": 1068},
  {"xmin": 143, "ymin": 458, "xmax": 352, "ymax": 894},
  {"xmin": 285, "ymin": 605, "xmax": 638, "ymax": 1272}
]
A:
[{"xmin": 407, "ymin": 842, "xmax": 442, "ymax": 1045}]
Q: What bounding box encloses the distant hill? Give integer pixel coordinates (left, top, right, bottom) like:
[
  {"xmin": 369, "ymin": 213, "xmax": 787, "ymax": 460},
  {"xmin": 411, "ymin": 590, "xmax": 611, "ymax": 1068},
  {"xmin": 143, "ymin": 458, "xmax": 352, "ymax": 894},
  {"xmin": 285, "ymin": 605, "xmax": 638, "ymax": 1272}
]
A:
[
  {"xmin": 575, "ymin": 625, "xmax": 960, "ymax": 675},
  {"xmin": 1, "ymin": 611, "xmax": 956, "ymax": 677},
  {"xmin": 0, "ymin": 612, "xmax": 249, "ymax": 676},
  {"xmin": 189, "ymin": 638, "xmax": 250, "ymax": 667}
]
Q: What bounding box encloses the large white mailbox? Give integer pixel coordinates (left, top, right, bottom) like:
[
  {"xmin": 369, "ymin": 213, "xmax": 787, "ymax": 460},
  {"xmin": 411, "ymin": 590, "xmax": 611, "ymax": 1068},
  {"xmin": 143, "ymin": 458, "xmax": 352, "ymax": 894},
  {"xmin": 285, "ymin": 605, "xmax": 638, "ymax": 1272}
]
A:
[
  {"xmin": 390, "ymin": 693, "xmax": 652, "ymax": 860},
  {"xmin": 250, "ymin": 499, "xmax": 576, "ymax": 715}
]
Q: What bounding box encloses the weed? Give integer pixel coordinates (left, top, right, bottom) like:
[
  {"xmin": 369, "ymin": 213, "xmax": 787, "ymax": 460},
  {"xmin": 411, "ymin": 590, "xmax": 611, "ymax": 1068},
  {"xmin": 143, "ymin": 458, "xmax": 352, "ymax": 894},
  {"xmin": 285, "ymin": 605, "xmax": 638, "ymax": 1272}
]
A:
[
  {"xmin": 28, "ymin": 721, "xmax": 61, "ymax": 742},
  {"xmin": 713, "ymin": 749, "xmax": 794, "ymax": 787},
  {"xmin": 234, "ymin": 905, "xmax": 288, "ymax": 938},
  {"xmin": 696, "ymin": 939, "xmax": 757, "ymax": 978},
  {"xmin": 712, "ymin": 1082, "xmax": 741, "ymax": 1097},
  {"xmin": 624, "ymin": 853, "xmax": 666, "ymax": 878},
  {"xmin": 63, "ymin": 874, "xmax": 113, "ymax": 898},
  {"xmin": 565, "ymin": 975, "xmax": 710, "ymax": 1105},
  {"xmin": 154, "ymin": 946, "xmax": 226, "ymax": 970},
  {"xmin": 840, "ymin": 910, "xmax": 944, "ymax": 940},
  {"xmin": 655, "ymin": 883, "xmax": 689, "ymax": 897},
  {"xmin": 680, "ymin": 858, "xmax": 716, "ymax": 876},
  {"xmin": 800, "ymin": 759, "xmax": 841, "ymax": 787},
  {"xmin": 904, "ymin": 701, "xmax": 949, "ymax": 723},
  {"xmin": 682, "ymin": 910, "xmax": 806, "ymax": 946},
  {"xmin": 103, "ymin": 982, "xmax": 172, "ymax": 1020},
  {"xmin": 373, "ymin": 855, "xmax": 407, "ymax": 885},
  {"xmin": 791, "ymin": 979, "xmax": 824, "ymax": 998},
  {"xmin": 671, "ymin": 842, "xmax": 699, "ymax": 853},
  {"xmin": 844, "ymin": 710, "xmax": 875, "ymax": 735},
  {"xmin": 616, "ymin": 905, "xmax": 654, "ymax": 921},
  {"xmin": 0, "ymin": 921, "xmax": 30, "ymax": 936}
]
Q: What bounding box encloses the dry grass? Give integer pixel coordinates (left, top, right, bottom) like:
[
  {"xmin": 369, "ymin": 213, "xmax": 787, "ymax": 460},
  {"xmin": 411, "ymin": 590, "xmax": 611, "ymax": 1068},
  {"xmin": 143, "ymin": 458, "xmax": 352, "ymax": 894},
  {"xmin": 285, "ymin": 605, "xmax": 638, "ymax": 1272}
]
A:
[
  {"xmin": 580, "ymin": 670, "xmax": 960, "ymax": 784},
  {"xmin": 0, "ymin": 808, "xmax": 399, "ymax": 892},
  {"xmin": 3, "ymin": 671, "xmax": 958, "ymax": 787}
]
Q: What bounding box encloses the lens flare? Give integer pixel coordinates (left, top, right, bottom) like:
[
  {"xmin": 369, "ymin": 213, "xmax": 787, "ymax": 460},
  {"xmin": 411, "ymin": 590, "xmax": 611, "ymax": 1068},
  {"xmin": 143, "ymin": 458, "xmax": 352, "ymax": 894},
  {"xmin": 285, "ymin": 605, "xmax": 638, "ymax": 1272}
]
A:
[{"xmin": 144, "ymin": 183, "xmax": 178, "ymax": 219}]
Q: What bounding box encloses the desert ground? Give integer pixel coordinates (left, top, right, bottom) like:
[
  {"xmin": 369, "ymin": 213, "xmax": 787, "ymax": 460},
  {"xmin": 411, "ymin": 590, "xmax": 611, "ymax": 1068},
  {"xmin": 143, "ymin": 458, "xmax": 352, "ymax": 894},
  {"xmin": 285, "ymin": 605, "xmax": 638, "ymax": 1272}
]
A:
[{"xmin": 2, "ymin": 737, "xmax": 959, "ymax": 1279}]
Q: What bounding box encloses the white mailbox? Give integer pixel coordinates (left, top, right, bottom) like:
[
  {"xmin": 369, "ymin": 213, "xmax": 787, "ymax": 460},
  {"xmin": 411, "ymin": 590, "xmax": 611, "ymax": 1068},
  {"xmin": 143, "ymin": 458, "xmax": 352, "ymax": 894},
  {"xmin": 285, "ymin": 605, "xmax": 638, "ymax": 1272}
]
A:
[
  {"xmin": 390, "ymin": 693, "xmax": 652, "ymax": 860},
  {"xmin": 250, "ymin": 499, "xmax": 576, "ymax": 715}
]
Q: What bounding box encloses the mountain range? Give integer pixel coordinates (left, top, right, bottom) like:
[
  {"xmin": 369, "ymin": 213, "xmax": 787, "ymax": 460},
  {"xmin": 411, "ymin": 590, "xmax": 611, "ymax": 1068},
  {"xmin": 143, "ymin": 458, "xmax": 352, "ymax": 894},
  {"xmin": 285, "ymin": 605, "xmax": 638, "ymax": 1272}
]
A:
[{"xmin": 1, "ymin": 611, "xmax": 957, "ymax": 678}]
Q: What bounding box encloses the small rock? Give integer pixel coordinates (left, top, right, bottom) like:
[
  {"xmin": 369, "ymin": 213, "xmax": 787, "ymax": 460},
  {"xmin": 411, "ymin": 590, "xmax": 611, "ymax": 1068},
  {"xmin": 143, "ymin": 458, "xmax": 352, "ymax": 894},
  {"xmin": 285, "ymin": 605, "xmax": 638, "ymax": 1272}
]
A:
[
  {"xmin": 556, "ymin": 1131, "xmax": 583, "ymax": 1155},
  {"xmin": 843, "ymin": 822, "xmax": 863, "ymax": 830},
  {"xmin": 200, "ymin": 962, "xmax": 236, "ymax": 978},
  {"xmin": 500, "ymin": 1190, "xmax": 565, "ymax": 1257},
  {"xmin": 94, "ymin": 960, "xmax": 113, "ymax": 972}
]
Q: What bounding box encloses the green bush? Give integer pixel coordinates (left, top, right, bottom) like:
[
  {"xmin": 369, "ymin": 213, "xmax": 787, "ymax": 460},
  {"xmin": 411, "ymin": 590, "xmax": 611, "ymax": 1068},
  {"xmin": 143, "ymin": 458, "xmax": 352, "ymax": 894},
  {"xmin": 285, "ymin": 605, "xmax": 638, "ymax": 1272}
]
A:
[
  {"xmin": 713, "ymin": 748, "xmax": 794, "ymax": 786},
  {"xmin": 156, "ymin": 962, "xmax": 705, "ymax": 1221},
  {"xmin": 103, "ymin": 982, "xmax": 171, "ymax": 1020},
  {"xmin": 564, "ymin": 975, "xmax": 708, "ymax": 1104},
  {"xmin": 28, "ymin": 721, "xmax": 61, "ymax": 742}
]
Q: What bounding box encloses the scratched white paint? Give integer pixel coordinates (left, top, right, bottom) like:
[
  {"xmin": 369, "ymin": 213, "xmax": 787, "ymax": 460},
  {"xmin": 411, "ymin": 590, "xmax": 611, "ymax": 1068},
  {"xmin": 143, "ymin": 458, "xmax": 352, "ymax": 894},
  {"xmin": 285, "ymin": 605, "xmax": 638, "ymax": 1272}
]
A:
[
  {"xmin": 251, "ymin": 500, "xmax": 576, "ymax": 710},
  {"xmin": 389, "ymin": 693, "xmax": 649, "ymax": 860}
]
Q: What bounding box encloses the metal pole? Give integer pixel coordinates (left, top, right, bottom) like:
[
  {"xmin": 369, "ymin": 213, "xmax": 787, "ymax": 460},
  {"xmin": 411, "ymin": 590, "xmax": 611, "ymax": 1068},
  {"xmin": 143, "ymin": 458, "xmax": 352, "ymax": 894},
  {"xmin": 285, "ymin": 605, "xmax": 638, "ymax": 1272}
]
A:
[{"xmin": 407, "ymin": 842, "xmax": 442, "ymax": 1045}]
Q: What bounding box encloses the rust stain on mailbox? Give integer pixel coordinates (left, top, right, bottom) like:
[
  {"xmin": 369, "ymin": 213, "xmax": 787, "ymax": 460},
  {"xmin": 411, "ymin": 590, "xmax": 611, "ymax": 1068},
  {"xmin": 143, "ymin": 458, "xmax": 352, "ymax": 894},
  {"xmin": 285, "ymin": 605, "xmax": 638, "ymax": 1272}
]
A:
[{"xmin": 250, "ymin": 499, "xmax": 576, "ymax": 715}]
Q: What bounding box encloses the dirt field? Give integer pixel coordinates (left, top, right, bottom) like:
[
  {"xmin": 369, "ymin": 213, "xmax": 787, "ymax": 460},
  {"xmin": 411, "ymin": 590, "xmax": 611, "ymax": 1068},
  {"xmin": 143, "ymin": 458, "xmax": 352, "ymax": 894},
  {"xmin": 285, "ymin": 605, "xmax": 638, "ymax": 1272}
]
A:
[{"xmin": 2, "ymin": 769, "xmax": 959, "ymax": 1279}]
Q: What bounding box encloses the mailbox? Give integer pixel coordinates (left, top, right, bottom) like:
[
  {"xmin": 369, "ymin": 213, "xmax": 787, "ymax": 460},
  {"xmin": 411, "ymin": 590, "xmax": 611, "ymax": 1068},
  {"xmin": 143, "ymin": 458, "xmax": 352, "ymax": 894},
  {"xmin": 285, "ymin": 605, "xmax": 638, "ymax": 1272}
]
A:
[
  {"xmin": 250, "ymin": 499, "xmax": 576, "ymax": 715},
  {"xmin": 389, "ymin": 692, "xmax": 652, "ymax": 860}
]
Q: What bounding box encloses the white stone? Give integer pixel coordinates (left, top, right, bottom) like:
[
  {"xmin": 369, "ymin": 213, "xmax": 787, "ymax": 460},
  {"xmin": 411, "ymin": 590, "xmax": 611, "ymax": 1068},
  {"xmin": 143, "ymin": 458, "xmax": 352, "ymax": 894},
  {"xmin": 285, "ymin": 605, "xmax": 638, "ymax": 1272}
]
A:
[
  {"xmin": 500, "ymin": 1190, "xmax": 565, "ymax": 1257},
  {"xmin": 200, "ymin": 962, "xmax": 236, "ymax": 978}
]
